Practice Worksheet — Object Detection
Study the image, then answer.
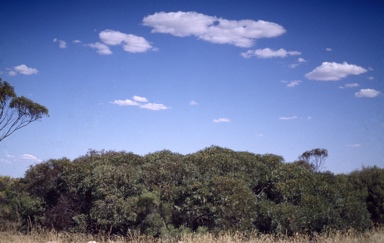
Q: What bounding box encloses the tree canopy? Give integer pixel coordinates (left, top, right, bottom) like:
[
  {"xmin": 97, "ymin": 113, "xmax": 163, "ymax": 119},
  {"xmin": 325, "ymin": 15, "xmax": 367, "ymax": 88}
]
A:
[
  {"xmin": 0, "ymin": 78, "xmax": 49, "ymax": 142},
  {"xmin": 1, "ymin": 146, "xmax": 382, "ymax": 237},
  {"xmin": 298, "ymin": 148, "xmax": 328, "ymax": 172}
]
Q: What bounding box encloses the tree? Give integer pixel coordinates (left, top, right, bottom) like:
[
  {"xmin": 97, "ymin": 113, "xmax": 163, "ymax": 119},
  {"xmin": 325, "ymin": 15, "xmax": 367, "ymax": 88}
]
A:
[
  {"xmin": 349, "ymin": 166, "xmax": 384, "ymax": 225},
  {"xmin": 0, "ymin": 78, "xmax": 48, "ymax": 142},
  {"xmin": 298, "ymin": 148, "xmax": 328, "ymax": 172}
]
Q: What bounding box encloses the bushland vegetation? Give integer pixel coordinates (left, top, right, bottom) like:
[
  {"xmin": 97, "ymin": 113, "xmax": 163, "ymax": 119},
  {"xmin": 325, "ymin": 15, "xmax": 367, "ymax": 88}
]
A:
[{"xmin": 0, "ymin": 146, "xmax": 383, "ymax": 239}]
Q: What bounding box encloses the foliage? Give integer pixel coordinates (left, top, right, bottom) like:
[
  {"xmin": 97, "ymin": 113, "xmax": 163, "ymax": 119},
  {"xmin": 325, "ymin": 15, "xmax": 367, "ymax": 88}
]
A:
[
  {"xmin": 298, "ymin": 148, "xmax": 328, "ymax": 172},
  {"xmin": 0, "ymin": 146, "xmax": 382, "ymax": 237},
  {"xmin": 349, "ymin": 166, "xmax": 384, "ymax": 225},
  {"xmin": 0, "ymin": 78, "xmax": 49, "ymax": 142}
]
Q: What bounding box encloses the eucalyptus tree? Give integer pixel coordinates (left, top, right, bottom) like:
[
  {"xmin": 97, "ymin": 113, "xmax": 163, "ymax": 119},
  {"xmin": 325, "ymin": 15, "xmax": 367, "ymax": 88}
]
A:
[
  {"xmin": 298, "ymin": 148, "xmax": 328, "ymax": 172},
  {"xmin": 0, "ymin": 78, "xmax": 48, "ymax": 142}
]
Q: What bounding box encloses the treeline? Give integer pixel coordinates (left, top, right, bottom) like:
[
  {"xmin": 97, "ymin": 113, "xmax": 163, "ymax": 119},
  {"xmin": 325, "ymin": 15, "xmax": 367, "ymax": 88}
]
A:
[{"xmin": 0, "ymin": 146, "xmax": 383, "ymax": 237}]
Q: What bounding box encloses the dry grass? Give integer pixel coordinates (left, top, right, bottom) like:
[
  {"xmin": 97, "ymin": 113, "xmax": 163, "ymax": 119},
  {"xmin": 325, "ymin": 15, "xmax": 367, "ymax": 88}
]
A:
[{"xmin": 0, "ymin": 228, "xmax": 383, "ymax": 243}]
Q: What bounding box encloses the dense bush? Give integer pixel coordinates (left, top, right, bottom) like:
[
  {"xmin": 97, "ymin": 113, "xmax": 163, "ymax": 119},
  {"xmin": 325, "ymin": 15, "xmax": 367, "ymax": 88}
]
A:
[
  {"xmin": 349, "ymin": 166, "xmax": 384, "ymax": 225},
  {"xmin": 0, "ymin": 146, "xmax": 382, "ymax": 236}
]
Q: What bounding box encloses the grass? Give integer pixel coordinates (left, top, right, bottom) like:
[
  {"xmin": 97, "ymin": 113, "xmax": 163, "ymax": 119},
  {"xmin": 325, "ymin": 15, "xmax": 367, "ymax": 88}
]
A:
[{"xmin": 0, "ymin": 228, "xmax": 384, "ymax": 243}]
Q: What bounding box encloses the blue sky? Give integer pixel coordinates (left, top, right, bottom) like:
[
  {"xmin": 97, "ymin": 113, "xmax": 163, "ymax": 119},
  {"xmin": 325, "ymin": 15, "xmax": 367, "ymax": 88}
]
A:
[{"xmin": 0, "ymin": 0, "xmax": 383, "ymax": 177}]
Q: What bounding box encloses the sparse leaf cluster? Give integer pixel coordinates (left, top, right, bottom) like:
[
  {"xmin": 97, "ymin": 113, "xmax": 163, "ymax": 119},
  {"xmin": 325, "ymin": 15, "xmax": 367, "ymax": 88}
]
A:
[
  {"xmin": 298, "ymin": 148, "xmax": 328, "ymax": 172},
  {"xmin": 0, "ymin": 78, "xmax": 48, "ymax": 142}
]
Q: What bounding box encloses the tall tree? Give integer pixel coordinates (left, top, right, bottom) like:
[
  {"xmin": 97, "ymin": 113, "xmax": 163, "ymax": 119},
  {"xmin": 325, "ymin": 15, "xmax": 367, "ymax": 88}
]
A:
[
  {"xmin": 298, "ymin": 148, "xmax": 328, "ymax": 172},
  {"xmin": 0, "ymin": 78, "xmax": 49, "ymax": 142}
]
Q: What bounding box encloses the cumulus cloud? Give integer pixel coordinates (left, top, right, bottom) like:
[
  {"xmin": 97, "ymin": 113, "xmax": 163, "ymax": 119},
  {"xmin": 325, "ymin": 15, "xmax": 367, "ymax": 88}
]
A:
[
  {"xmin": 143, "ymin": 11, "xmax": 286, "ymax": 47},
  {"xmin": 339, "ymin": 83, "xmax": 359, "ymax": 89},
  {"xmin": 133, "ymin": 96, "xmax": 149, "ymax": 103},
  {"xmin": 99, "ymin": 29, "xmax": 154, "ymax": 53},
  {"xmin": 354, "ymin": 88, "xmax": 381, "ymax": 98},
  {"xmin": 281, "ymin": 80, "xmax": 302, "ymax": 88},
  {"xmin": 88, "ymin": 42, "xmax": 112, "ymax": 55},
  {"xmin": 298, "ymin": 57, "xmax": 306, "ymax": 63},
  {"xmin": 326, "ymin": 47, "xmax": 332, "ymax": 51},
  {"xmin": 53, "ymin": 38, "xmax": 67, "ymax": 48},
  {"xmin": 9, "ymin": 64, "xmax": 38, "ymax": 76},
  {"xmin": 241, "ymin": 48, "xmax": 301, "ymax": 58},
  {"xmin": 213, "ymin": 118, "xmax": 230, "ymax": 123},
  {"xmin": 87, "ymin": 30, "xmax": 154, "ymax": 55},
  {"xmin": 111, "ymin": 99, "xmax": 139, "ymax": 106},
  {"xmin": 305, "ymin": 62, "xmax": 367, "ymax": 81},
  {"xmin": 140, "ymin": 103, "xmax": 169, "ymax": 111},
  {"xmin": 111, "ymin": 96, "xmax": 169, "ymax": 111},
  {"xmin": 279, "ymin": 116, "xmax": 298, "ymax": 120}
]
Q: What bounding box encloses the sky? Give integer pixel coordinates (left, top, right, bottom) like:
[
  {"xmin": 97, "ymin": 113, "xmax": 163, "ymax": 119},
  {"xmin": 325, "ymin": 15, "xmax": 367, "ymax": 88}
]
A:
[{"xmin": 0, "ymin": 0, "xmax": 383, "ymax": 178}]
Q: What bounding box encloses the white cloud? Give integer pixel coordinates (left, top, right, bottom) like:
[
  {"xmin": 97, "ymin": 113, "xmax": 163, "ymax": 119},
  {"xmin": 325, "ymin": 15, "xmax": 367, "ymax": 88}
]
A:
[
  {"xmin": 189, "ymin": 100, "xmax": 199, "ymax": 105},
  {"xmin": 73, "ymin": 40, "xmax": 82, "ymax": 44},
  {"xmin": 355, "ymin": 88, "xmax": 381, "ymax": 98},
  {"xmin": 133, "ymin": 96, "xmax": 148, "ymax": 103},
  {"xmin": 143, "ymin": 11, "xmax": 286, "ymax": 48},
  {"xmin": 281, "ymin": 80, "xmax": 302, "ymax": 88},
  {"xmin": 368, "ymin": 76, "xmax": 374, "ymax": 80},
  {"xmin": 53, "ymin": 38, "xmax": 67, "ymax": 48},
  {"xmin": 298, "ymin": 57, "xmax": 306, "ymax": 63},
  {"xmin": 241, "ymin": 48, "xmax": 301, "ymax": 58},
  {"xmin": 88, "ymin": 42, "xmax": 112, "ymax": 55},
  {"xmin": 111, "ymin": 99, "xmax": 139, "ymax": 106},
  {"xmin": 100, "ymin": 30, "xmax": 130, "ymax": 45},
  {"xmin": 99, "ymin": 29, "xmax": 154, "ymax": 53},
  {"xmin": 305, "ymin": 62, "xmax": 367, "ymax": 81},
  {"xmin": 326, "ymin": 47, "xmax": 332, "ymax": 51},
  {"xmin": 339, "ymin": 83, "xmax": 359, "ymax": 89},
  {"xmin": 1, "ymin": 153, "xmax": 41, "ymax": 164},
  {"xmin": 289, "ymin": 57, "xmax": 306, "ymax": 68},
  {"xmin": 10, "ymin": 64, "xmax": 39, "ymax": 75},
  {"xmin": 144, "ymin": 11, "xmax": 216, "ymax": 37},
  {"xmin": 20, "ymin": 154, "xmax": 39, "ymax": 160},
  {"xmin": 87, "ymin": 30, "xmax": 154, "ymax": 55},
  {"xmin": 346, "ymin": 144, "xmax": 361, "ymax": 148},
  {"xmin": 111, "ymin": 96, "xmax": 169, "ymax": 110},
  {"xmin": 213, "ymin": 118, "xmax": 230, "ymax": 123},
  {"xmin": 8, "ymin": 70, "xmax": 17, "ymax": 76},
  {"xmin": 279, "ymin": 116, "xmax": 298, "ymax": 120},
  {"xmin": 140, "ymin": 103, "xmax": 169, "ymax": 111}
]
